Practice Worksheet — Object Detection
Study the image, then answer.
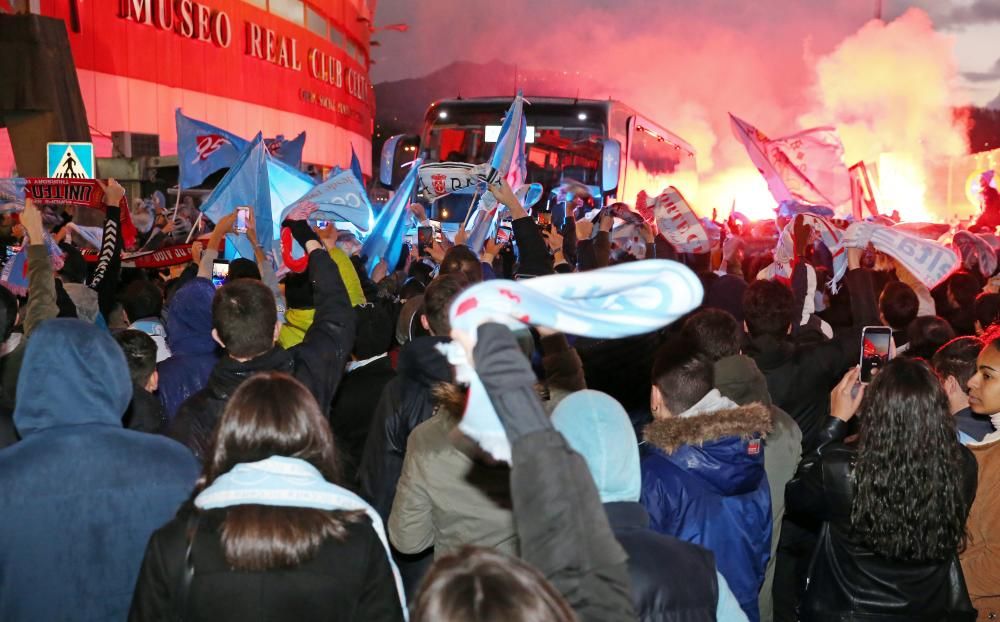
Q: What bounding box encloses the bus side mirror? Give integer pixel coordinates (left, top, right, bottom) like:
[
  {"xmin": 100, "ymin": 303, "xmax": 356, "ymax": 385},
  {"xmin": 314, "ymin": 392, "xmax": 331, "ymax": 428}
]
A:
[
  {"xmin": 601, "ymin": 139, "xmax": 621, "ymax": 193},
  {"xmin": 379, "ymin": 135, "xmax": 405, "ymax": 187}
]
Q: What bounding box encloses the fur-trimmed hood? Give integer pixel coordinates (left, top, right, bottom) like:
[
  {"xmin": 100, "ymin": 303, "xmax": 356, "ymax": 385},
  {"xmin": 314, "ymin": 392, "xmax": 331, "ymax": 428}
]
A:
[{"xmin": 643, "ymin": 402, "xmax": 772, "ymax": 496}]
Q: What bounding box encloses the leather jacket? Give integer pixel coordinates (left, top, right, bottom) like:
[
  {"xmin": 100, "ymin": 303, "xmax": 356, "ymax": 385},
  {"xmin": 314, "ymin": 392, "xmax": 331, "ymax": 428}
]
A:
[{"xmin": 786, "ymin": 417, "xmax": 978, "ymax": 621}]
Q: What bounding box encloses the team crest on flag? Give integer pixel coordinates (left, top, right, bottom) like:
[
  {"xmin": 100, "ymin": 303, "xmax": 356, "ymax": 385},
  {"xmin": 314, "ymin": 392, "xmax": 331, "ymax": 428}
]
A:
[
  {"xmin": 194, "ymin": 135, "xmax": 231, "ymax": 163},
  {"xmin": 431, "ymin": 174, "xmax": 447, "ymax": 196}
]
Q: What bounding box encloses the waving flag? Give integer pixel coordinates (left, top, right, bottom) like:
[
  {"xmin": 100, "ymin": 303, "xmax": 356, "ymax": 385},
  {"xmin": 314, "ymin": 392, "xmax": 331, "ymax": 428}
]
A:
[
  {"xmin": 730, "ymin": 114, "xmax": 851, "ymax": 214},
  {"xmin": 265, "ymin": 132, "xmax": 306, "ymax": 168},
  {"xmin": 0, "ymin": 178, "xmax": 26, "ymax": 212},
  {"xmin": 464, "ymin": 183, "xmax": 544, "ymax": 254},
  {"xmin": 199, "ymin": 134, "xmax": 272, "ymax": 261},
  {"xmin": 350, "ymin": 144, "xmax": 365, "ymax": 186},
  {"xmin": 490, "ymin": 93, "xmax": 527, "ymax": 188},
  {"xmin": 176, "ymin": 109, "xmax": 248, "ymax": 189},
  {"xmin": 362, "ymin": 158, "xmax": 422, "ymax": 276},
  {"xmin": 279, "ymin": 168, "xmax": 374, "ymax": 232}
]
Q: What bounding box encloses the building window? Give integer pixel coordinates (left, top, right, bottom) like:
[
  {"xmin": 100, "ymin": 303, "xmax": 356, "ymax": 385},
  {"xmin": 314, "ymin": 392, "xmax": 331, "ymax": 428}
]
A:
[
  {"xmin": 243, "ymin": 0, "xmax": 267, "ymax": 9},
  {"xmin": 268, "ymin": 0, "xmax": 303, "ymax": 25},
  {"xmin": 329, "ymin": 25, "xmax": 345, "ymax": 48},
  {"xmin": 305, "ymin": 5, "xmax": 326, "ymax": 37}
]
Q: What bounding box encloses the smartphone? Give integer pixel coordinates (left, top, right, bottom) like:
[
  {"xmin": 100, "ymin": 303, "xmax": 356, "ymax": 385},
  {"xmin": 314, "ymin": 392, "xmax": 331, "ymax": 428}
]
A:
[
  {"xmin": 496, "ymin": 224, "xmax": 513, "ymax": 246},
  {"xmin": 417, "ymin": 225, "xmax": 434, "ymax": 249},
  {"xmin": 860, "ymin": 326, "xmax": 893, "ymax": 383},
  {"xmin": 5, "ymin": 245, "xmax": 19, "ymax": 260},
  {"xmin": 235, "ymin": 206, "xmax": 250, "ymax": 234},
  {"xmin": 211, "ymin": 259, "xmax": 230, "ymax": 289},
  {"xmin": 315, "ymin": 219, "xmax": 330, "ymax": 230},
  {"xmin": 537, "ymin": 212, "xmax": 552, "ymax": 233}
]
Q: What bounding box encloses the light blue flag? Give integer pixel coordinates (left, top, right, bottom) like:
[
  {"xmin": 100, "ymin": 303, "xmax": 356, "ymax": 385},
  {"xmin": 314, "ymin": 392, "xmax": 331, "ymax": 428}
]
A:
[
  {"xmin": 350, "ymin": 144, "xmax": 365, "ymax": 187},
  {"xmin": 199, "ymin": 134, "xmax": 271, "ymax": 261},
  {"xmin": 0, "ymin": 178, "xmax": 26, "ymax": 212},
  {"xmin": 176, "ymin": 109, "xmax": 248, "ymax": 189},
  {"xmin": 265, "ymin": 132, "xmax": 306, "ymax": 168},
  {"xmin": 362, "ymin": 158, "xmax": 421, "ymax": 276},
  {"xmin": 279, "ymin": 168, "xmax": 373, "ymax": 232},
  {"xmin": 489, "ymin": 93, "xmax": 526, "ymax": 185}
]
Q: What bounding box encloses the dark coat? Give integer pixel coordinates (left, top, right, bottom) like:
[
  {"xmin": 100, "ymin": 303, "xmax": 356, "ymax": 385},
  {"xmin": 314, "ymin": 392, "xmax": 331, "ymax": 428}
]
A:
[
  {"xmin": 358, "ymin": 336, "xmax": 451, "ymax": 518},
  {"xmin": 124, "ymin": 384, "xmax": 166, "ymax": 434},
  {"xmin": 330, "ymin": 354, "xmax": 396, "ymax": 488},
  {"xmin": 786, "ymin": 417, "xmax": 978, "ymax": 622},
  {"xmin": 170, "ymin": 250, "xmax": 355, "ymax": 461},
  {"xmin": 641, "ymin": 402, "xmax": 773, "ymax": 622},
  {"xmin": 158, "ymin": 277, "xmax": 219, "ymax": 424},
  {"xmin": 129, "ymin": 508, "xmax": 404, "ymax": 622},
  {"xmin": 0, "ymin": 319, "xmax": 199, "ymax": 621},
  {"xmin": 607, "ymin": 501, "xmax": 718, "ymax": 622}
]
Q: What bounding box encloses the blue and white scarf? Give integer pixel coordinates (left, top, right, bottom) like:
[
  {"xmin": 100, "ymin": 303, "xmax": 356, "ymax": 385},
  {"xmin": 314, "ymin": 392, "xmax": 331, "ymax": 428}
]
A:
[
  {"xmin": 444, "ymin": 260, "xmax": 703, "ymax": 462},
  {"xmin": 195, "ymin": 456, "xmax": 408, "ymax": 620}
]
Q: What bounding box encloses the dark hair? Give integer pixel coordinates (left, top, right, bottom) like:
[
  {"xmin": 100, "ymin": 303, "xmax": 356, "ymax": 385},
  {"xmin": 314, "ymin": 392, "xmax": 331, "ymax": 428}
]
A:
[
  {"xmin": 743, "ymin": 279, "xmax": 794, "ymax": 338},
  {"xmin": 282, "ymin": 271, "xmax": 314, "ymax": 310},
  {"xmin": 228, "ymin": 258, "xmax": 262, "ymax": 282},
  {"xmin": 58, "ymin": 243, "xmax": 87, "ymax": 284},
  {"xmin": 441, "ymin": 245, "xmax": 483, "ymax": 284},
  {"xmin": 408, "ymin": 260, "xmax": 435, "ymax": 286},
  {"xmin": 651, "ymin": 338, "xmax": 713, "ymax": 414},
  {"xmin": 974, "ymin": 292, "xmax": 1000, "ymax": 331},
  {"xmin": 948, "ymin": 272, "xmax": 982, "ymax": 307},
  {"xmin": 412, "ymin": 546, "xmax": 575, "ymax": 622},
  {"xmin": 905, "ymin": 316, "xmax": 956, "ymax": 360},
  {"xmin": 114, "ymin": 329, "xmax": 157, "ymax": 386},
  {"xmin": 212, "ymin": 279, "xmax": 277, "ymax": 359},
  {"xmin": 0, "ymin": 286, "xmax": 17, "ymax": 342},
  {"xmin": 984, "ymin": 324, "xmax": 1000, "ymax": 354},
  {"xmin": 421, "ymin": 273, "xmax": 469, "ymax": 336},
  {"xmin": 931, "ymin": 337, "xmax": 983, "ymax": 393},
  {"xmin": 122, "ymin": 280, "xmax": 164, "ymax": 322},
  {"xmin": 851, "ymin": 357, "xmax": 969, "ymax": 562},
  {"xmin": 197, "ymin": 373, "xmax": 362, "ymax": 571},
  {"xmin": 400, "ymin": 276, "xmax": 427, "ymax": 300},
  {"xmin": 879, "ymin": 281, "xmax": 918, "ymax": 331},
  {"xmin": 681, "ymin": 308, "xmax": 742, "ymax": 361}
]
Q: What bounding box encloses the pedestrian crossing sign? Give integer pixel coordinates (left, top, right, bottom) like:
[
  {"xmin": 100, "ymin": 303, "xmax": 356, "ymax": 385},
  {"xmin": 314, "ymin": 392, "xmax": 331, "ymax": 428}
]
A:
[{"xmin": 47, "ymin": 142, "xmax": 95, "ymax": 179}]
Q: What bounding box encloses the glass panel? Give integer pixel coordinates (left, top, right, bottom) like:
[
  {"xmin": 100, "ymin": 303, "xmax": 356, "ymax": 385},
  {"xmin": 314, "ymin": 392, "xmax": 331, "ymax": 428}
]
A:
[
  {"xmin": 305, "ymin": 5, "xmax": 326, "ymax": 37},
  {"xmin": 329, "ymin": 26, "xmax": 345, "ymax": 48},
  {"xmin": 268, "ymin": 0, "xmax": 303, "ymax": 25},
  {"xmin": 244, "ymin": 0, "xmax": 267, "ymax": 9}
]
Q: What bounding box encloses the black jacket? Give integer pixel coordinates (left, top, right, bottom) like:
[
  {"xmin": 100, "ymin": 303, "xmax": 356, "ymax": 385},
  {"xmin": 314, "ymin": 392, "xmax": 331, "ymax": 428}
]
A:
[
  {"xmin": 358, "ymin": 336, "xmax": 451, "ymax": 519},
  {"xmin": 474, "ymin": 323, "xmax": 637, "ymax": 622},
  {"xmin": 746, "ymin": 267, "xmax": 879, "ymax": 452},
  {"xmin": 128, "ymin": 508, "xmax": 404, "ymax": 622},
  {"xmin": 124, "ymin": 385, "xmax": 166, "ymax": 434},
  {"xmin": 330, "ymin": 355, "xmax": 396, "ymax": 489},
  {"xmin": 607, "ymin": 502, "xmax": 718, "ymax": 622},
  {"xmin": 170, "ymin": 249, "xmax": 355, "ymax": 461},
  {"xmin": 786, "ymin": 417, "xmax": 978, "ymax": 622}
]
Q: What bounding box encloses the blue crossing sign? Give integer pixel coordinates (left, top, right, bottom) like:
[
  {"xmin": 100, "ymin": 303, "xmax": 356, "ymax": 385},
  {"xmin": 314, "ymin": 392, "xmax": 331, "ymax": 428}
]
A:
[{"xmin": 47, "ymin": 143, "xmax": 95, "ymax": 179}]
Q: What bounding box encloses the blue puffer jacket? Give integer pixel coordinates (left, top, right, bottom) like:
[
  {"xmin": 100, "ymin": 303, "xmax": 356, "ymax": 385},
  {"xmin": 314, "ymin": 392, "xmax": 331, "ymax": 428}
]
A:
[
  {"xmin": 158, "ymin": 277, "xmax": 219, "ymax": 423},
  {"xmin": 0, "ymin": 319, "xmax": 199, "ymax": 621},
  {"xmin": 640, "ymin": 392, "xmax": 772, "ymax": 622}
]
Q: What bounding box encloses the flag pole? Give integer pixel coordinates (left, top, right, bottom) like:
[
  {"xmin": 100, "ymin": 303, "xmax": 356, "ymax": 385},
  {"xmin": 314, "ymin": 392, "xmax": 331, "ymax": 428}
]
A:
[
  {"xmin": 462, "ymin": 188, "xmax": 481, "ymax": 231},
  {"xmin": 185, "ymin": 212, "xmax": 203, "ymax": 244}
]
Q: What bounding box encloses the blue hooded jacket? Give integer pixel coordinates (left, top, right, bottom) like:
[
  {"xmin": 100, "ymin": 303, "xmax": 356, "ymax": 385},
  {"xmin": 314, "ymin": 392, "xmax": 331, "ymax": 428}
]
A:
[
  {"xmin": 0, "ymin": 319, "xmax": 199, "ymax": 621},
  {"xmin": 158, "ymin": 277, "xmax": 219, "ymax": 423},
  {"xmin": 640, "ymin": 394, "xmax": 772, "ymax": 622}
]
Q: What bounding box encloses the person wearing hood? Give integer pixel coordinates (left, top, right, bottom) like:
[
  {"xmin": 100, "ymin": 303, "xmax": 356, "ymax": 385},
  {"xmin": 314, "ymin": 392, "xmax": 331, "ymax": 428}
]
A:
[
  {"xmin": 681, "ymin": 308, "xmax": 802, "ymax": 622},
  {"xmin": 170, "ymin": 221, "xmax": 355, "ymax": 461},
  {"xmin": 552, "ymin": 389, "xmax": 748, "ymax": 622},
  {"xmin": 0, "ymin": 319, "xmax": 199, "ymax": 621},
  {"xmin": 640, "ymin": 338, "xmax": 772, "ymax": 622},
  {"xmin": 278, "ymin": 248, "xmax": 365, "ymax": 350},
  {"xmin": 57, "ymin": 243, "xmax": 100, "ymax": 323},
  {"xmin": 158, "ymin": 277, "xmax": 219, "ymax": 424}
]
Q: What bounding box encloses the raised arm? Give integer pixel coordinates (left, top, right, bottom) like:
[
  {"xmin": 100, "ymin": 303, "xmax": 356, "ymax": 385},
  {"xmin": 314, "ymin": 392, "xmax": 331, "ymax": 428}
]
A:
[{"xmin": 21, "ymin": 198, "xmax": 58, "ymax": 337}]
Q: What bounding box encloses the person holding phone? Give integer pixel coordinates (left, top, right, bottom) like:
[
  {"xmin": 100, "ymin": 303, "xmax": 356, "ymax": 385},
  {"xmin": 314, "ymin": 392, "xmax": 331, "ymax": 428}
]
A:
[{"xmin": 786, "ymin": 360, "xmax": 977, "ymax": 621}]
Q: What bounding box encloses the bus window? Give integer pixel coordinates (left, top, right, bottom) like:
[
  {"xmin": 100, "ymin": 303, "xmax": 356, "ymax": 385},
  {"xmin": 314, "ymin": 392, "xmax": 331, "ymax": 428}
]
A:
[{"xmin": 622, "ymin": 117, "xmax": 698, "ymax": 207}]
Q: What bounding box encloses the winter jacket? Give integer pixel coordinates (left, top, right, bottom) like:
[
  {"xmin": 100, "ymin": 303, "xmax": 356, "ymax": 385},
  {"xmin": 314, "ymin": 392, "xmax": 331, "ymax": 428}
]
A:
[
  {"xmin": 62, "ymin": 281, "xmax": 100, "ymax": 323},
  {"xmin": 329, "ymin": 354, "xmax": 395, "ymax": 488},
  {"xmin": 124, "ymin": 384, "xmax": 166, "ymax": 434},
  {"xmin": 158, "ymin": 278, "xmax": 219, "ymax": 423},
  {"xmin": 358, "ymin": 335, "xmax": 452, "ymax": 519},
  {"xmin": 745, "ymin": 267, "xmax": 879, "ymax": 452},
  {"xmin": 788, "ymin": 417, "xmax": 978, "ymax": 622},
  {"xmin": 389, "ymin": 411, "xmax": 518, "ymax": 558},
  {"xmin": 955, "ymin": 407, "xmax": 995, "ymax": 443},
  {"xmin": 714, "ymin": 354, "xmax": 802, "ymax": 622},
  {"xmin": 641, "ymin": 396, "xmax": 773, "ymax": 622},
  {"xmin": 551, "ymin": 389, "xmax": 728, "ymax": 622},
  {"xmin": 961, "ymin": 436, "xmax": 1000, "ymax": 621},
  {"xmin": 170, "ymin": 250, "xmax": 355, "ymax": 461},
  {"xmin": 129, "ymin": 507, "xmax": 403, "ymax": 622},
  {"xmin": 473, "ymin": 323, "xmax": 637, "ymax": 622},
  {"xmin": 0, "ymin": 319, "xmax": 199, "ymax": 621}
]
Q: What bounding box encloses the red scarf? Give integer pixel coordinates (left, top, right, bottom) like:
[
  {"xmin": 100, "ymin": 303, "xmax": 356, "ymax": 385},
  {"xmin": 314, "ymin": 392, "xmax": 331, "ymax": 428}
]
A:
[{"xmin": 23, "ymin": 178, "xmax": 138, "ymax": 249}]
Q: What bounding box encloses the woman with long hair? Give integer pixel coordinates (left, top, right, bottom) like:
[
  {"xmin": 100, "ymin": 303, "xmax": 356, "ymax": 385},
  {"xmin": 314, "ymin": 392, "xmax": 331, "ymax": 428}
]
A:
[
  {"xmin": 787, "ymin": 359, "xmax": 978, "ymax": 621},
  {"xmin": 129, "ymin": 372, "xmax": 405, "ymax": 622}
]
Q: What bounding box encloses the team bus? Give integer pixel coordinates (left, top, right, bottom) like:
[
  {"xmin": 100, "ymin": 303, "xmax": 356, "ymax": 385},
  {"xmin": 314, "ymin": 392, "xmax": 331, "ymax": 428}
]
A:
[{"xmin": 379, "ymin": 96, "xmax": 698, "ymax": 223}]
